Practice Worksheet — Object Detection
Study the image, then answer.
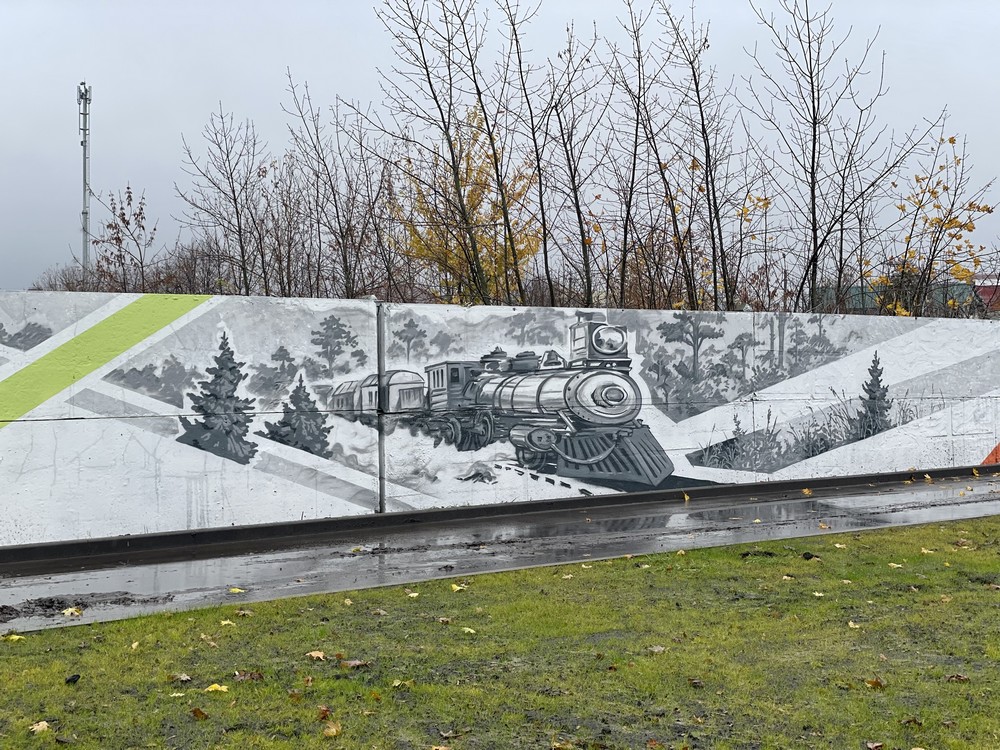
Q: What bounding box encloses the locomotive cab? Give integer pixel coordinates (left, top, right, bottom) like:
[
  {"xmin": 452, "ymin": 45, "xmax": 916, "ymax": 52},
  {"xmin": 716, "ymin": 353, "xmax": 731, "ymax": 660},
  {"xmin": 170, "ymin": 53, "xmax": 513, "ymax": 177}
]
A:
[{"xmin": 424, "ymin": 361, "xmax": 480, "ymax": 410}]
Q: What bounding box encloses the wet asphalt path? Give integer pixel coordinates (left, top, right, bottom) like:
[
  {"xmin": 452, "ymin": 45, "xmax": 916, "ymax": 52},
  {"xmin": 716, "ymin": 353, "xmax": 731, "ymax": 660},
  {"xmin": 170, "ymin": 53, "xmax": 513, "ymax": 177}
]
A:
[{"xmin": 3, "ymin": 473, "xmax": 1000, "ymax": 632}]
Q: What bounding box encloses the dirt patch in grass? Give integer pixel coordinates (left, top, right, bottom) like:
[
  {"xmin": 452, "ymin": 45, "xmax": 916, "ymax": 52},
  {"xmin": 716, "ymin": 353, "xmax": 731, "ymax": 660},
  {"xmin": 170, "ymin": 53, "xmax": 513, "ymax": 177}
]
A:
[
  {"xmin": 0, "ymin": 592, "xmax": 173, "ymax": 623},
  {"xmin": 2, "ymin": 518, "xmax": 1000, "ymax": 748}
]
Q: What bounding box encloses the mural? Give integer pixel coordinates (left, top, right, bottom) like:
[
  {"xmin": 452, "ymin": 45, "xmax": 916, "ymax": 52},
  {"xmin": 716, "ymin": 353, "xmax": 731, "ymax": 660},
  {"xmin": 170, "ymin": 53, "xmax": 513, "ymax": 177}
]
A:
[{"xmin": 1, "ymin": 289, "xmax": 1000, "ymax": 548}]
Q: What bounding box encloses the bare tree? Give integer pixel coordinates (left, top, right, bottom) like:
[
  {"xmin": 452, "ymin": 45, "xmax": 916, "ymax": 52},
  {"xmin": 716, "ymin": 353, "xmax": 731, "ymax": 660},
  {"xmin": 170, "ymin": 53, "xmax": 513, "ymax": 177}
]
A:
[
  {"xmin": 745, "ymin": 0, "xmax": 931, "ymax": 311},
  {"xmin": 177, "ymin": 105, "xmax": 271, "ymax": 296}
]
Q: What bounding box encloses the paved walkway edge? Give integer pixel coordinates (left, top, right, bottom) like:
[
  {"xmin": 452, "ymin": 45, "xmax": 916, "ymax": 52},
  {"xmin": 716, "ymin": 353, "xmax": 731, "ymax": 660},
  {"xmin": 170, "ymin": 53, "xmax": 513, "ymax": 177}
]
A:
[{"xmin": 1, "ymin": 464, "xmax": 993, "ymax": 575}]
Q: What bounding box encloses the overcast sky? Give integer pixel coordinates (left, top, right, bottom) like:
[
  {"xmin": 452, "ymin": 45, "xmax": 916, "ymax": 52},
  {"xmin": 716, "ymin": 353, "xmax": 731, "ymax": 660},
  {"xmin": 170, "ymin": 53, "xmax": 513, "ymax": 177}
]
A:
[{"xmin": 1, "ymin": 0, "xmax": 997, "ymax": 291}]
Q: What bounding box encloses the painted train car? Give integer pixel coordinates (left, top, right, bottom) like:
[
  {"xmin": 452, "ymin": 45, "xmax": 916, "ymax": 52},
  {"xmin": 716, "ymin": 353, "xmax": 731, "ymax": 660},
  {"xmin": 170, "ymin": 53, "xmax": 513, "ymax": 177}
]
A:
[{"xmin": 333, "ymin": 314, "xmax": 674, "ymax": 488}]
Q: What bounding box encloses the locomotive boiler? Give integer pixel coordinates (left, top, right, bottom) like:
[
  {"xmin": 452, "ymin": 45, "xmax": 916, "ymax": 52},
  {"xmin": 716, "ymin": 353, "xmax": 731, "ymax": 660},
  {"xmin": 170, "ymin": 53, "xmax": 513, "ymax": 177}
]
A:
[{"xmin": 421, "ymin": 314, "xmax": 675, "ymax": 488}]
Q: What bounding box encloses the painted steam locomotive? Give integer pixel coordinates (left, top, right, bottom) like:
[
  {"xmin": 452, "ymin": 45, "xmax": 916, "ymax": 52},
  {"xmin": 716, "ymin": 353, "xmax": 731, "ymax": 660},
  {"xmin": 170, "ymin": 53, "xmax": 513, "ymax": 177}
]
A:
[{"xmin": 330, "ymin": 314, "xmax": 675, "ymax": 488}]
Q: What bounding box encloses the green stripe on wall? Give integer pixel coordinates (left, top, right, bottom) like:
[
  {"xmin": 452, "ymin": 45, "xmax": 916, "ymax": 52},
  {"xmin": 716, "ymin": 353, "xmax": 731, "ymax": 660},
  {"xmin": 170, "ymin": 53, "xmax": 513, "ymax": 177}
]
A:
[{"xmin": 0, "ymin": 294, "xmax": 210, "ymax": 427}]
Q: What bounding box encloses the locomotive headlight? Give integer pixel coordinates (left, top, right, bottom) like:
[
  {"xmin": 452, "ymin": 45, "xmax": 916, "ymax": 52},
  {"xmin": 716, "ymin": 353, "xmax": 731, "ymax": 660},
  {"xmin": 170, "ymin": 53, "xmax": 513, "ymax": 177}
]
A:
[
  {"xmin": 563, "ymin": 370, "xmax": 642, "ymax": 425},
  {"xmin": 591, "ymin": 325, "xmax": 627, "ymax": 355},
  {"xmin": 594, "ymin": 384, "xmax": 628, "ymax": 407}
]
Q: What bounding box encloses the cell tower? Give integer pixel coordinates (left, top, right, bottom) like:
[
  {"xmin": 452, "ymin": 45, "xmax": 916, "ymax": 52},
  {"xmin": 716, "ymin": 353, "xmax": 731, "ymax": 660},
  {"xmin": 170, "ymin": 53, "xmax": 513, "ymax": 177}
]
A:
[{"xmin": 77, "ymin": 81, "xmax": 92, "ymax": 278}]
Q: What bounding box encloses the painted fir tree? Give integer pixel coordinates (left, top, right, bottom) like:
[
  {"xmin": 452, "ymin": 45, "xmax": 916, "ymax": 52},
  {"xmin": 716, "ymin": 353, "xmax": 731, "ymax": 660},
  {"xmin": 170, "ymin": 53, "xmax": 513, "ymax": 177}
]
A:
[
  {"xmin": 178, "ymin": 332, "xmax": 258, "ymax": 464},
  {"xmin": 855, "ymin": 351, "xmax": 892, "ymax": 440},
  {"xmin": 261, "ymin": 375, "xmax": 332, "ymax": 458}
]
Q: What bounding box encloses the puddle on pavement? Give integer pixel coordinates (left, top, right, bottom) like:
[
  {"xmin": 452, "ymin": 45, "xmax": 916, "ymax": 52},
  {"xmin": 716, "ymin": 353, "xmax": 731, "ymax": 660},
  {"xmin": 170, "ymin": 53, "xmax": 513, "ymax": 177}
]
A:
[{"xmin": 3, "ymin": 478, "xmax": 999, "ymax": 632}]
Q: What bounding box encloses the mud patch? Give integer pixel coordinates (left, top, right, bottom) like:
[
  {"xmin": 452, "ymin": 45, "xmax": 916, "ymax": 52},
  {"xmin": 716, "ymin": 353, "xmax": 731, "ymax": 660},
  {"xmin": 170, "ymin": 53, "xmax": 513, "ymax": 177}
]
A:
[{"xmin": 0, "ymin": 591, "xmax": 173, "ymax": 624}]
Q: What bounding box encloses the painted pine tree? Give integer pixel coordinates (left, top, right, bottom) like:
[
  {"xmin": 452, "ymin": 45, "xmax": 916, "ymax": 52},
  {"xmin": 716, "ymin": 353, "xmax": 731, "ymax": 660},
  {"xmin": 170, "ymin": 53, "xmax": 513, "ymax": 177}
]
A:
[
  {"xmin": 261, "ymin": 375, "xmax": 332, "ymax": 458},
  {"xmin": 855, "ymin": 351, "xmax": 892, "ymax": 439},
  {"xmin": 178, "ymin": 332, "xmax": 258, "ymax": 464}
]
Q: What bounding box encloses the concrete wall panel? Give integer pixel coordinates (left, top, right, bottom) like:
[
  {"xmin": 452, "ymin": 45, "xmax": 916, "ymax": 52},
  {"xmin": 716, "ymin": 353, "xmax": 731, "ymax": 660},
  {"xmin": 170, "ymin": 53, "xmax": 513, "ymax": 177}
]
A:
[{"xmin": 2, "ymin": 291, "xmax": 999, "ymax": 548}]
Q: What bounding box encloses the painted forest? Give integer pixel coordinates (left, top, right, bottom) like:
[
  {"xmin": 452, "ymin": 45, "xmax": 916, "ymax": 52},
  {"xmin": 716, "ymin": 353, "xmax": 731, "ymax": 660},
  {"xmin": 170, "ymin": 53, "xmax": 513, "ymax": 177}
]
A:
[{"xmin": 35, "ymin": 0, "xmax": 996, "ymax": 318}]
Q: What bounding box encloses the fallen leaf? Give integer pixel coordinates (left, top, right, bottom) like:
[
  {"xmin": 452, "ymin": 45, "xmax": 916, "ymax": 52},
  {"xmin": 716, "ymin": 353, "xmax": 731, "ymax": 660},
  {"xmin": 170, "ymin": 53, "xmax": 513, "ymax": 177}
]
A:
[
  {"xmin": 323, "ymin": 720, "xmax": 342, "ymax": 737},
  {"xmin": 130, "ymin": 641, "xmax": 140, "ymax": 651},
  {"xmin": 371, "ymin": 609, "xmax": 388, "ymax": 616},
  {"xmin": 204, "ymin": 684, "xmax": 229, "ymax": 693},
  {"xmin": 404, "ymin": 589, "xmax": 419, "ymax": 598},
  {"xmin": 676, "ymin": 549, "xmax": 687, "ymax": 556},
  {"xmin": 920, "ymin": 548, "xmax": 935, "ymax": 554},
  {"xmin": 317, "ymin": 705, "xmax": 331, "ymax": 720},
  {"xmin": 900, "ymin": 716, "xmax": 923, "ymax": 727},
  {"xmin": 234, "ymin": 670, "xmax": 263, "ymax": 682},
  {"xmin": 62, "ymin": 607, "xmax": 82, "ymax": 617},
  {"xmin": 342, "ymin": 598, "xmax": 353, "ymax": 606},
  {"xmin": 924, "ymin": 474, "xmax": 933, "ymax": 483},
  {"xmin": 288, "ymin": 689, "xmax": 303, "ymax": 701},
  {"xmin": 813, "ymin": 592, "xmax": 824, "ymax": 597},
  {"xmin": 865, "ymin": 743, "xmax": 884, "ymax": 750},
  {"xmin": 781, "ymin": 575, "xmax": 794, "ymax": 581},
  {"xmin": 802, "ymin": 488, "xmax": 813, "ymax": 496},
  {"xmin": 306, "ymin": 651, "xmax": 326, "ymax": 661},
  {"xmin": 946, "ymin": 673, "xmax": 970, "ymax": 683},
  {"xmin": 2, "ymin": 634, "xmax": 26, "ymax": 642},
  {"xmin": 339, "ymin": 659, "xmax": 371, "ymax": 669},
  {"xmin": 639, "ymin": 564, "xmax": 651, "ymax": 569},
  {"xmin": 647, "ymin": 645, "xmax": 666, "ymax": 654},
  {"xmin": 841, "ymin": 579, "xmax": 853, "ymax": 584},
  {"xmin": 818, "ymin": 522, "xmax": 830, "ymax": 529},
  {"xmin": 561, "ymin": 574, "xmax": 573, "ymax": 579},
  {"xmin": 29, "ymin": 721, "xmax": 50, "ymax": 733},
  {"xmin": 228, "ymin": 587, "xmax": 245, "ymax": 594},
  {"xmin": 834, "ymin": 543, "xmax": 847, "ymax": 549},
  {"xmin": 235, "ymin": 609, "xmax": 253, "ymax": 617},
  {"xmin": 220, "ymin": 620, "xmax": 235, "ymax": 627},
  {"xmin": 438, "ymin": 617, "xmax": 452, "ymax": 624},
  {"xmin": 682, "ymin": 491, "xmax": 690, "ymax": 502},
  {"xmin": 303, "ymin": 676, "xmax": 313, "ymax": 687},
  {"xmin": 199, "ymin": 634, "xmax": 217, "ymax": 648},
  {"xmin": 848, "ymin": 621, "xmax": 861, "ymax": 629},
  {"xmin": 889, "ymin": 563, "xmax": 904, "ymax": 568},
  {"xmin": 461, "ymin": 627, "xmax": 476, "ymax": 634},
  {"xmin": 973, "ymin": 467, "xmax": 980, "ymax": 477},
  {"xmin": 753, "ymin": 518, "xmax": 762, "ymax": 524},
  {"xmin": 581, "ymin": 564, "xmax": 592, "ymax": 568},
  {"xmin": 687, "ymin": 677, "xmax": 704, "ymax": 688},
  {"xmin": 169, "ymin": 692, "xmax": 185, "ymax": 697},
  {"xmin": 191, "ymin": 707, "xmax": 208, "ymax": 721},
  {"xmin": 865, "ymin": 677, "xmax": 886, "ymax": 690}
]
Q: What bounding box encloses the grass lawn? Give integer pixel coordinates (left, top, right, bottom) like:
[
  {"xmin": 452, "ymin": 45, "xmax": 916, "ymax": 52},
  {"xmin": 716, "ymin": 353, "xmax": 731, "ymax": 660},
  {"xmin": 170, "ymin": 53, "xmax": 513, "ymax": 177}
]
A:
[{"xmin": 2, "ymin": 516, "xmax": 1000, "ymax": 749}]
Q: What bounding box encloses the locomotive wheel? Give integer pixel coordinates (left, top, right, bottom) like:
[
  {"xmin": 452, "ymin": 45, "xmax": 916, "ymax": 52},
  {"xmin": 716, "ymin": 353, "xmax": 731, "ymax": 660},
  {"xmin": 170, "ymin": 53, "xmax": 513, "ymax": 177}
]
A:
[
  {"xmin": 515, "ymin": 447, "xmax": 556, "ymax": 473},
  {"xmin": 440, "ymin": 416, "xmax": 463, "ymax": 447},
  {"xmin": 466, "ymin": 411, "xmax": 495, "ymax": 451}
]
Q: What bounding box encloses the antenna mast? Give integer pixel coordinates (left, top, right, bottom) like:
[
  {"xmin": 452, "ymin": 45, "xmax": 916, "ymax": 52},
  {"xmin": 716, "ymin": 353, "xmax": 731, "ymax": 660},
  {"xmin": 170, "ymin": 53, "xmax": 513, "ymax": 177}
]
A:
[{"xmin": 77, "ymin": 82, "xmax": 92, "ymax": 279}]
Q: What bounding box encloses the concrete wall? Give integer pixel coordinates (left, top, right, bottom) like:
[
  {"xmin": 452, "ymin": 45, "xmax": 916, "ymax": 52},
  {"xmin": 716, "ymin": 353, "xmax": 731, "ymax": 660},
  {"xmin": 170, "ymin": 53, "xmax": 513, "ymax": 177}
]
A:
[{"xmin": 2, "ymin": 291, "xmax": 997, "ymax": 548}]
